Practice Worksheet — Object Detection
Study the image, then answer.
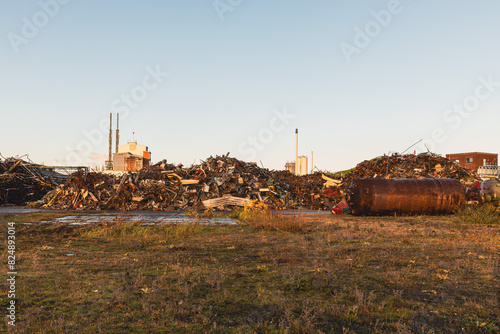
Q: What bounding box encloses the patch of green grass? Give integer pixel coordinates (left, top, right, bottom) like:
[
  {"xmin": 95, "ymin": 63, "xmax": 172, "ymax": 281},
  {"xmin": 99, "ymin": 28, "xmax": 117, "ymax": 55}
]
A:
[
  {"xmin": 80, "ymin": 221, "xmax": 201, "ymax": 239},
  {"xmin": 453, "ymin": 204, "xmax": 500, "ymax": 225}
]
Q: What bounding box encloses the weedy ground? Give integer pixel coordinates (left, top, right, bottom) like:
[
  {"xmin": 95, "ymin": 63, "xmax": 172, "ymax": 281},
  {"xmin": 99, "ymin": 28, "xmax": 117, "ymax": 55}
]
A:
[{"xmin": 0, "ymin": 207, "xmax": 499, "ymax": 333}]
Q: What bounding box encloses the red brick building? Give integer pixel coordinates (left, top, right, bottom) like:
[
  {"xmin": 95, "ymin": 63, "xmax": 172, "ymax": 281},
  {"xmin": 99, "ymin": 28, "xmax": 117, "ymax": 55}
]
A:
[{"xmin": 446, "ymin": 152, "xmax": 497, "ymax": 171}]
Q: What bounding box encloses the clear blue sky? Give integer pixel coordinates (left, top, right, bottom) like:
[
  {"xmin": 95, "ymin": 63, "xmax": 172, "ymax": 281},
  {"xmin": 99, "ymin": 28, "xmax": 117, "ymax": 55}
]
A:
[{"xmin": 1, "ymin": 0, "xmax": 500, "ymax": 171}]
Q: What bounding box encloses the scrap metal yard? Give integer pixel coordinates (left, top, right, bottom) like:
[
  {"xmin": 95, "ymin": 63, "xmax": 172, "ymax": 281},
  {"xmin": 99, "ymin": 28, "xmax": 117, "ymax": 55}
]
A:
[
  {"xmin": 3, "ymin": 2, "xmax": 500, "ymax": 332},
  {"xmin": 0, "ymin": 152, "xmax": 482, "ymax": 212},
  {"xmin": 1, "ymin": 151, "xmax": 499, "ymax": 333}
]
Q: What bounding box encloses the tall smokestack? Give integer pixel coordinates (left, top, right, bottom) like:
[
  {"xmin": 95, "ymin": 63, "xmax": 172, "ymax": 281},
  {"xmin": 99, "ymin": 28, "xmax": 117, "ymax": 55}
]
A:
[
  {"xmin": 115, "ymin": 113, "xmax": 119, "ymax": 153},
  {"xmin": 295, "ymin": 129, "xmax": 298, "ymax": 175},
  {"xmin": 108, "ymin": 113, "xmax": 112, "ymax": 168},
  {"xmin": 311, "ymin": 150, "xmax": 313, "ymax": 174}
]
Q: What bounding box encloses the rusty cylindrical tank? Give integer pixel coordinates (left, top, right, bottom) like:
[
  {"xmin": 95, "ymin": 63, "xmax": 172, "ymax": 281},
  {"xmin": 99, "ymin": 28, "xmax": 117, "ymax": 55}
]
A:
[{"xmin": 347, "ymin": 178, "xmax": 465, "ymax": 216}]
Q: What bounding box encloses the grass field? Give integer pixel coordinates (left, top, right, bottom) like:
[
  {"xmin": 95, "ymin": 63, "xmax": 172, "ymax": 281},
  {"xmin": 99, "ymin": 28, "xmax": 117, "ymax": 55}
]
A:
[{"xmin": 0, "ymin": 208, "xmax": 499, "ymax": 333}]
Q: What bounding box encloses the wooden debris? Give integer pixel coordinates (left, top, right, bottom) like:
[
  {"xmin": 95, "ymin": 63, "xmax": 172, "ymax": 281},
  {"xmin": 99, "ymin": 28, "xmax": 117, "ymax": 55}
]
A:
[
  {"xmin": 26, "ymin": 152, "xmax": 478, "ymax": 212},
  {"xmin": 202, "ymin": 195, "xmax": 251, "ymax": 208},
  {"xmin": 0, "ymin": 157, "xmax": 58, "ymax": 206}
]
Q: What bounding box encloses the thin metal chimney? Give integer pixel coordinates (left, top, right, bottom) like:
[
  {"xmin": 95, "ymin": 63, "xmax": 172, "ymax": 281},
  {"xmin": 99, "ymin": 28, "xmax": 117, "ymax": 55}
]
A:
[
  {"xmin": 108, "ymin": 113, "xmax": 112, "ymax": 168},
  {"xmin": 295, "ymin": 129, "xmax": 298, "ymax": 175},
  {"xmin": 311, "ymin": 150, "xmax": 313, "ymax": 174},
  {"xmin": 115, "ymin": 113, "xmax": 119, "ymax": 153}
]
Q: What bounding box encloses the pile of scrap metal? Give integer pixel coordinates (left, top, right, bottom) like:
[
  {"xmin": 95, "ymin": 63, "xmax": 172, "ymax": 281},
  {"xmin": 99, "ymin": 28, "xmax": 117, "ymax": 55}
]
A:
[
  {"xmin": 343, "ymin": 152, "xmax": 478, "ymax": 183},
  {"xmin": 327, "ymin": 153, "xmax": 480, "ymax": 215},
  {"xmin": 35, "ymin": 155, "xmax": 341, "ymax": 211},
  {"xmin": 26, "ymin": 152, "xmax": 481, "ymax": 212},
  {"xmin": 0, "ymin": 157, "xmax": 58, "ymax": 206},
  {"xmin": 270, "ymin": 171, "xmax": 341, "ymax": 209}
]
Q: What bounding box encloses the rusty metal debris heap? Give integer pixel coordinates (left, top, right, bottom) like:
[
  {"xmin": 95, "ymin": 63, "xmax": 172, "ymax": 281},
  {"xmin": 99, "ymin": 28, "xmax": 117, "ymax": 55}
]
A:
[
  {"xmin": 342, "ymin": 152, "xmax": 478, "ymax": 182},
  {"xmin": 0, "ymin": 158, "xmax": 58, "ymax": 206},
  {"xmin": 37, "ymin": 155, "xmax": 334, "ymax": 211},
  {"xmin": 31, "ymin": 152, "xmax": 478, "ymax": 211},
  {"xmin": 340, "ymin": 153, "xmax": 477, "ymax": 216}
]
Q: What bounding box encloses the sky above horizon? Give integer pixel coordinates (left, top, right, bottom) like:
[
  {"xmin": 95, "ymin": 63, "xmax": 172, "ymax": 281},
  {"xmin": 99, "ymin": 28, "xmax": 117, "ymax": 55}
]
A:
[{"xmin": 1, "ymin": 0, "xmax": 500, "ymax": 172}]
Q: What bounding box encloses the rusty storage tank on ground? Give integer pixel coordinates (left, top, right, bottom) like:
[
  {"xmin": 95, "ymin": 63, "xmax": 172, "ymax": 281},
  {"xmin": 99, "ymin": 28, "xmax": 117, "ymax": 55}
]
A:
[{"xmin": 347, "ymin": 178, "xmax": 465, "ymax": 216}]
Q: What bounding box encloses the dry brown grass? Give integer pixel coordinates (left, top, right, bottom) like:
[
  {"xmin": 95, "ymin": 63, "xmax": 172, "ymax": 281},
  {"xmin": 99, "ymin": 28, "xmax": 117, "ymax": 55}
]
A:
[
  {"xmin": 0, "ymin": 211, "xmax": 499, "ymax": 333},
  {"xmin": 232, "ymin": 202, "xmax": 317, "ymax": 233}
]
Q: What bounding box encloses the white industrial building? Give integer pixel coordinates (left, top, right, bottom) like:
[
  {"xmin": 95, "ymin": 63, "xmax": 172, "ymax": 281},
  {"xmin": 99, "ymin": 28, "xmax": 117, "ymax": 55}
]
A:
[
  {"xmin": 284, "ymin": 129, "xmax": 311, "ymax": 176},
  {"xmin": 113, "ymin": 141, "xmax": 151, "ymax": 172}
]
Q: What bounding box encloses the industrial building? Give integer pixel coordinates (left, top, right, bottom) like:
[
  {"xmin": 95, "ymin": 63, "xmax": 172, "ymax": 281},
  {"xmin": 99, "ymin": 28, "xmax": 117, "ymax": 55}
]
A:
[
  {"xmin": 105, "ymin": 113, "xmax": 151, "ymax": 172},
  {"xmin": 446, "ymin": 152, "xmax": 497, "ymax": 171},
  {"xmin": 113, "ymin": 141, "xmax": 151, "ymax": 171},
  {"xmin": 284, "ymin": 129, "xmax": 312, "ymax": 176},
  {"xmin": 285, "ymin": 162, "xmax": 296, "ymax": 174}
]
